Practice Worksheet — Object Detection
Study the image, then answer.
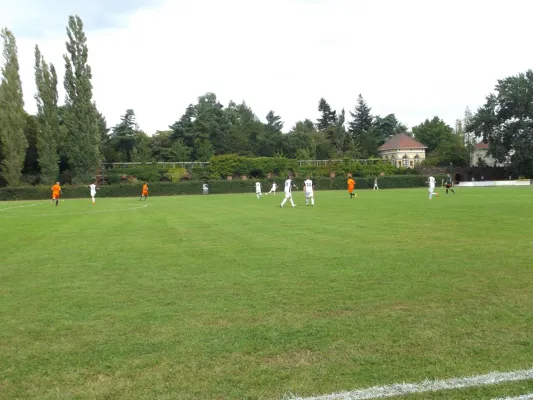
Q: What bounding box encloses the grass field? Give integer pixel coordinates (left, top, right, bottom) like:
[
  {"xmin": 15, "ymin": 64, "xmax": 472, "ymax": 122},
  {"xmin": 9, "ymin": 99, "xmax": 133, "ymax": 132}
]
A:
[{"xmin": 1, "ymin": 187, "xmax": 532, "ymax": 399}]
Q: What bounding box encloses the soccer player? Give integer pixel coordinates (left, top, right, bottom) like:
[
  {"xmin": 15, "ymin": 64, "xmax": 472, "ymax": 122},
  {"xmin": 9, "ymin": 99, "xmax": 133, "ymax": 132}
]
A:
[
  {"xmin": 255, "ymin": 181, "xmax": 262, "ymax": 199},
  {"xmin": 139, "ymin": 182, "xmax": 148, "ymax": 201},
  {"xmin": 51, "ymin": 182, "xmax": 61, "ymax": 206},
  {"xmin": 373, "ymin": 177, "xmax": 379, "ymax": 190},
  {"xmin": 428, "ymin": 175, "xmax": 438, "ymax": 199},
  {"xmin": 445, "ymin": 174, "xmax": 456, "ymax": 195},
  {"xmin": 280, "ymin": 175, "xmax": 297, "ymax": 208},
  {"xmin": 303, "ymin": 176, "xmax": 314, "ymax": 206},
  {"xmin": 267, "ymin": 181, "xmax": 277, "ymax": 195},
  {"xmin": 202, "ymin": 182, "xmax": 209, "ymax": 195},
  {"xmin": 89, "ymin": 182, "xmax": 98, "ymax": 205},
  {"xmin": 347, "ymin": 175, "xmax": 356, "ymax": 198}
]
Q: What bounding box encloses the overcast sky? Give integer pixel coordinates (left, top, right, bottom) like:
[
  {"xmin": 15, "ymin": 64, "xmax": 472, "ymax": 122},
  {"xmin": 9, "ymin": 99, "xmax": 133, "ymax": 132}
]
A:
[{"xmin": 1, "ymin": 0, "xmax": 532, "ymax": 134}]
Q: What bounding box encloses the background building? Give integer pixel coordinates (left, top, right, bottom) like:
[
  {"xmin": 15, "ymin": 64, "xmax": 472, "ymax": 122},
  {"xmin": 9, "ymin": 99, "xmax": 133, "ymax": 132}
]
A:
[{"xmin": 378, "ymin": 133, "xmax": 427, "ymax": 168}]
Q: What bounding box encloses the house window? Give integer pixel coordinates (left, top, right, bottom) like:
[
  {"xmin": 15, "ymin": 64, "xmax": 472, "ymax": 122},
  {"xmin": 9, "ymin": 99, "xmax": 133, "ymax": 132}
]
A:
[
  {"xmin": 402, "ymin": 155, "xmax": 409, "ymax": 167},
  {"xmin": 414, "ymin": 154, "xmax": 420, "ymax": 165},
  {"xmin": 410, "ymin": 161, "xmax": 414, "ymax": 167}
]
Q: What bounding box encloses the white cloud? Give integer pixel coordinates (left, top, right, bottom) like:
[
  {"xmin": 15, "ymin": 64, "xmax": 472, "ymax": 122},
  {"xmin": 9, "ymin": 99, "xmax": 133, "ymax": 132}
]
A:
[{"xmin": 5, "ymin": 0, "xmax": 533, "ymax": 133}]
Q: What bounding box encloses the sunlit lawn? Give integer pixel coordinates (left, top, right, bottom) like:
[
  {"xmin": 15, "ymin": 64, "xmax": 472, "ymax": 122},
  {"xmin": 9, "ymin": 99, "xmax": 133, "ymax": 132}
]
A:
[{"xmin": 1, "ymin": 187, "xmax": 532, "ymax": 399}]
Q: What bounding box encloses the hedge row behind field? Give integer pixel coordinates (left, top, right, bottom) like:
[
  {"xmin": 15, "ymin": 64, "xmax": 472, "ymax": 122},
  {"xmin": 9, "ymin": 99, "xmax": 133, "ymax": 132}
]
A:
[
  {"xmin": 0, "ymin": 176, "xmax": 446, "ymax": 201},
  {"xmin": 102, "ymin": 156, "xmax": 419, "ymax": 183}
]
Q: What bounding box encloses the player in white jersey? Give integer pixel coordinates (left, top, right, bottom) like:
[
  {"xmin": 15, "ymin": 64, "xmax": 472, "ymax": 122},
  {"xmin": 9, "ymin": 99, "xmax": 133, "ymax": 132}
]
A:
[
  {"xmin": 266, "ymin": 182, "xmax": 277, "ymax": 195},
  {"xmin": 255, "ymin": 181, "xmax": 262, "ymax": 199},
  {"xmin": 89, "ymin": 182, "xmax": 98, "ymax": 204},
  {"xmin": 280, "ymin": 176, "xmax": 297, "ymax": 208},
  {"xmin": 428, "ymin": 176, "xmax": 438, "ymax": 199},
  {"xmin": 373, "ymin": 177, "xmax": 379, "ymax": 190},
  {"xmin": 303, "ymin": 176, "xmax": 314, "ymax": 206}
]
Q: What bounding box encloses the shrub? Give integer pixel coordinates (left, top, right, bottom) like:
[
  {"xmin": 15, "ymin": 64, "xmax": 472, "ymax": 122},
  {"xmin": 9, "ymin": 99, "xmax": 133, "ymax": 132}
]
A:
[{"xmin": 167, "ymin": 167, "xmax": 188, "ymax": 182}]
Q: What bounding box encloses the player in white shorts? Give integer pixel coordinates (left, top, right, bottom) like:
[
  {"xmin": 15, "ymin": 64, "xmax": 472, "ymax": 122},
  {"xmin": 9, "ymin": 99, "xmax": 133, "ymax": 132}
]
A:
[
  {"xmin": 428, "ymin": 175, "xmax": 438, "ymax": 199},
  {"xmin": 280, "ymin": 176, "xmax": 297, "ymax": 208},
  {"xmin": 267, "ymin": 182, "xmax": 277, "ymax": 195},
  {"xmin": 89, "ymin": 182, "xmax": 98, "ymax": 204},
  {"xmin": 373, "ymin": 177, "xmax": 379, "ymax": 190},
  {"xmin": 255, "ymin": 181, "xmax": 262, "ymax": 199},
  {"xmin": 303, "ymin": 176, "xmax": 314, "ymax": 206}
]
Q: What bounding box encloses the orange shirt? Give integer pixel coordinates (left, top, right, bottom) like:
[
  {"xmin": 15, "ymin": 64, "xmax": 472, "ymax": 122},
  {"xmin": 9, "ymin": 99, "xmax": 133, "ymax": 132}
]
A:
[
  {"xmin": 142, "ymin": 184, "xmax": 148, "ymax": 192},
  {"xmin": 51, "ymin": 184, "xmax": 61, "ymax": 194},
  {"xmin": 347, "ymin": 178, "xmax": 355, "ymax": 189}
]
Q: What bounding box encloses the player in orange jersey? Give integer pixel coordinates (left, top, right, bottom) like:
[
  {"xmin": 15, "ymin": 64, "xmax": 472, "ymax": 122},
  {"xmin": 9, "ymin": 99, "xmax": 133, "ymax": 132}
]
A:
[
  {"xmin": 51, "ymin": 182, "xmax": 61, "ymax": 206},
  {"xmin": 139, "ymin": 182, "xmax": 148, "ymax": 201},
  {"xmin": 347, "ymin": 175, "xmax": 356, "ymax": 199}
]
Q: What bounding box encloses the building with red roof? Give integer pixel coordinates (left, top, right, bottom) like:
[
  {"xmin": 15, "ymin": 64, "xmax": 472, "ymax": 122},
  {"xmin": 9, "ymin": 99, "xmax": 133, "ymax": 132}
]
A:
[{"xmin": 378, "ymin": 133, "xmax": 427, "ymax": 168}]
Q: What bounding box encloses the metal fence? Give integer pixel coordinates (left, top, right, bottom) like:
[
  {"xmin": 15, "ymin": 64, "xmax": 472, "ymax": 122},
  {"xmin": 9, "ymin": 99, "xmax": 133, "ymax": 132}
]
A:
[
  {"xmin": 102, "ymin": 159, "xmax": 387, "ymax": 169},
  {"xmin": 297, "ymin": 159, "xmax": 388, "ymax": 166},
  {"xmin": 102, "ymin": 162, "xmax": 210, "ymax": 169}
]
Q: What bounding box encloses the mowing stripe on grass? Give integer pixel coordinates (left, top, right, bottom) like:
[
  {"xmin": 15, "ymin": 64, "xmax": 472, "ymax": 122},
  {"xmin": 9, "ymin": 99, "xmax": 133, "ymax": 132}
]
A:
[
  {"xmin": 492, "ymin": 395, "xmax": 533, "ymax": 400},
  {"xmin": 290, "ymin": 368, "xmax": 533, "ymax": 400},
  {"xmin": 0, "ymin": 202, "xmax": 43, "ymax": 212},
  {"xmin": 0, "ymin": 204, "xmax": 148, "ymax": 218},
  {"xmin": 37, "ymin": 204, "xmax": 148, "ymax": 217}
]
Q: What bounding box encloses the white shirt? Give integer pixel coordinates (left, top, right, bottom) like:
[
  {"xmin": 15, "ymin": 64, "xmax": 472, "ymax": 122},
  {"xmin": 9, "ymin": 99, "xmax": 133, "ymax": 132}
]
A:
[
  {"xmin": 90, "ymin": 184, "xmax": 96, "ymax": 193},
  {"xmin": 284, "ymin": 179, "xmax": 293, "ymax": 193},
  {"xmin": 304, "ymin": 179, "xmax": 313, "ymax": 193},
  {"xmin": 202, "ymin": 184, "xmax": 208, "ymax": 190},
  {"xmin": 271, "ymin": 183, "xmax": 277, "ymax": 190},
  {"xmin": 428, "ymin": 176, "xmax": 435, "ymax": 187},
  {"xmin": 255, "ymin": 182, "xmax": 261, "ymax": 192}
]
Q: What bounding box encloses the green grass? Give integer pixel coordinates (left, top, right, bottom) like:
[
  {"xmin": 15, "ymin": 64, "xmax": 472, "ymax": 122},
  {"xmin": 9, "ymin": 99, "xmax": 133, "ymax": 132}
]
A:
[{"xmin": 0, "ymin": 187, "xmax": 532, "ymax": 399}]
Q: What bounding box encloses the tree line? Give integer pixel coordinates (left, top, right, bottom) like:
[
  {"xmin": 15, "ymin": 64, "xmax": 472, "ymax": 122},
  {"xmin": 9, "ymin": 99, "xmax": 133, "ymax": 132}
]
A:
[{"xmin": 1, "ymin": 16, "xmax": 532, "ymax": 187}]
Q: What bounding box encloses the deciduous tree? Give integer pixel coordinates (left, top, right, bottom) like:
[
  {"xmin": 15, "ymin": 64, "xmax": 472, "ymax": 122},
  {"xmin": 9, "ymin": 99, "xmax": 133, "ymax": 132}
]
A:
[{"xmin": 466, "ymin": 70, "xmax": 533, "ymax": 176}]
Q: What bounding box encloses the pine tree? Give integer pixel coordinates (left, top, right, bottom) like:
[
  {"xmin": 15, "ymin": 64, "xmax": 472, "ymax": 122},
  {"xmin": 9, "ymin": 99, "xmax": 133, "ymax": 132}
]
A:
[
  {"xmin": 265, "ymin": 110, "xmax": 284, "ymax": 133},
  {"xmin": 0, "ymin": 28, "xmax": 27, "ymax": 186},
  {"xmin": 316, "ymin": 98, "xmax": 337, "ymax": 131},
  {"xmin": 63, "ymin": 15, "xmax": 100, "ymax": 183},
  {"xmin": 34, "ymin": 45, "xmax": 60, "ymax": 183},
  {"xmin": 348, "ymin": 94, "xmax": 373, "ymax": 139},
  {"xmin": 110, "ymin": 109, "xmax": 138, "ymax": 161},
  {"xmin": 257, "ymin": 111, "xmax": 283, "ymax": 156}
]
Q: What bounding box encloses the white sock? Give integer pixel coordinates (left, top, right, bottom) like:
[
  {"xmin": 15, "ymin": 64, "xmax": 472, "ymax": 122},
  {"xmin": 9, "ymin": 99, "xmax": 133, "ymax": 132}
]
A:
[
  {"xmin": 311, "ymin": 197, "xmax": 314, "ymax": 205},
  {"xmin": 290, "ymin": 198, "xmax": 295, "ymax": 207},
  {"xmin": 281, "ymin": 198, "xmax": 287, "ymax": 207}
]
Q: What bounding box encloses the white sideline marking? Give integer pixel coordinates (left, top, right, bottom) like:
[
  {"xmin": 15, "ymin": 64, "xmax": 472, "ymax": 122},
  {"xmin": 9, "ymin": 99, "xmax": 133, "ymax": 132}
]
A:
[
  {"xmin": 492, "ymin": 395, "xmax": 533, "ymax": 400},
  {"xmin": 290, "ymin": 368, "xmax": 533, "ymax": 400},
  {"xmin": 0, "ymin": 204, "xmax": 147, "ymax": 218},
  {"xmin": 0, "ymin": 202, "xmax": 43, "ymax": 212}
]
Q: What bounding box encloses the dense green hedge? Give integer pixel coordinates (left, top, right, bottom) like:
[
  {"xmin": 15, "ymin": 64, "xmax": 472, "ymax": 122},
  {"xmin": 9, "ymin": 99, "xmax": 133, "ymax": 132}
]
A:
[
  {"xmin": 102, "ymin": 155, "xmax": 418, "ymax": 183},
  {"xmin": 0, "ymin": 175, "xmax": 446, "ymax": 201}
]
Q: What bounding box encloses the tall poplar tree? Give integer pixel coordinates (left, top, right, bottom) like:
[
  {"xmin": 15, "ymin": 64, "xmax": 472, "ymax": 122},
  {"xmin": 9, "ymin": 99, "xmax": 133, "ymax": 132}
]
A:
[
  {"xmin": 63, "ymin": 15, "xmax": 100, "ymax": 183},
  {"xmin": 34, "ymin": 45, "xmax": 60, "ymax": 183},
  {"xmin": 0, "ymin": 28, "xmax": 27, "ymax": 186}
]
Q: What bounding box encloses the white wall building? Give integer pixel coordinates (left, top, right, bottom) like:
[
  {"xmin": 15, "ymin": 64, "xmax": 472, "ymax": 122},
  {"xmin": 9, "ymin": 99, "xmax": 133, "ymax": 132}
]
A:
[
  {"xmin": 471, "ymin": 142, "xmax": 505, "ymax": 167},
  {"xmin": 378, "ymin": 133, "xmax": 427, "ymax": 168}
]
